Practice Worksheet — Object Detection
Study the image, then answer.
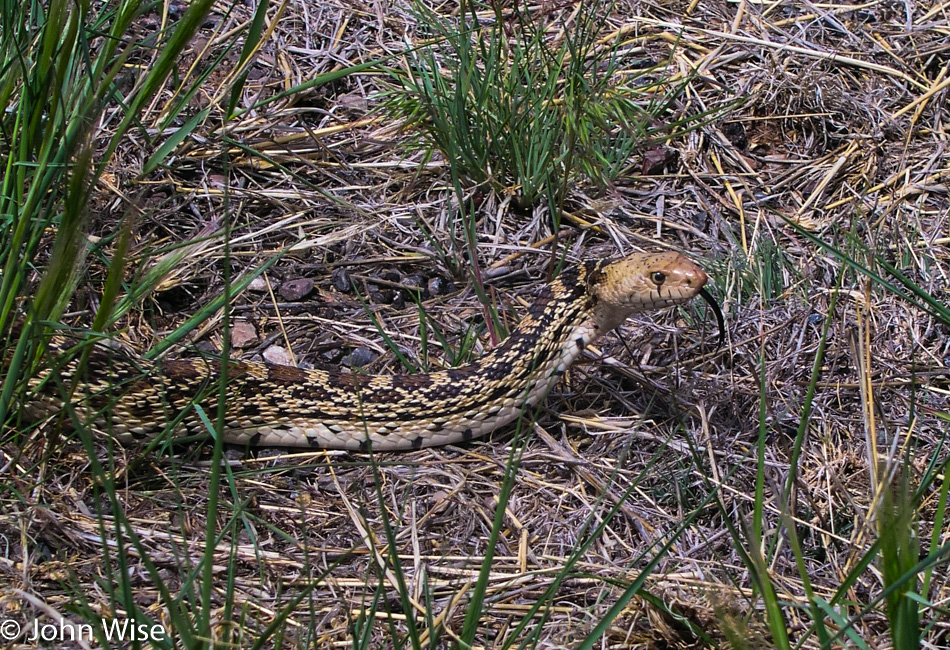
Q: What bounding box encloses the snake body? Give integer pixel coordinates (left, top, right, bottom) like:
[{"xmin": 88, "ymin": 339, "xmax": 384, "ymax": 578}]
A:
[{"xmin": 26, "ymin": 251, "xmax": 708, "ymax": 450}]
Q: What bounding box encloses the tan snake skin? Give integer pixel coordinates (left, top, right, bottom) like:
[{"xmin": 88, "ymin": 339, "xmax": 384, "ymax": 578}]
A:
[{"xmin": 24, "ymin": 251, "xmax": 708, "ymax": 450}]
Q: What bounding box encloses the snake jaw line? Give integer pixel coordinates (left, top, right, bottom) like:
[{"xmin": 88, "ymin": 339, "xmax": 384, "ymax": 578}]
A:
[
  {"xmin": 589, "ymin": 251, "xmax": 708, "ymax": 332},
  {"xmin": 25, "ymin": 251, "xmax": 711, "ymax": 451}
]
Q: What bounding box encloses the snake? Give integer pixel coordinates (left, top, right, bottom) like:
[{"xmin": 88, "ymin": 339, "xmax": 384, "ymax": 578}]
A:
[{"xmin": 23, "ymin": 251, "xmax": 720, "ymax": 451}]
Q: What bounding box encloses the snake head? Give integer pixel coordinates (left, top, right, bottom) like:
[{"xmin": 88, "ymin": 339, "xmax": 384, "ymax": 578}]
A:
[{"xmin": 588, "ymin": 251, "xmax": 709, "ymax": 332}]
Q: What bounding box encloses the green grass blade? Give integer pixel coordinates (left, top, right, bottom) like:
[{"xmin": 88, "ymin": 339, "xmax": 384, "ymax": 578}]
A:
[
  {"xmin": 226, "ymin": 0, "xmax": 273, "ymax": 118},
  {"xmin": 142, "ymin": 107, "xmax": 211, "ymax": 175},
  {"xmin": 782, "ymin": 216, "xmax": 950, "ymax": 326}
]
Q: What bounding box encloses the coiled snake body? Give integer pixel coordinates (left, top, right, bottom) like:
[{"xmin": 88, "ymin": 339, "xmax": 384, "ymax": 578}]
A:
[{"xmin": 26, "ymin": 252, "xmax": 711, "ymax": 451}]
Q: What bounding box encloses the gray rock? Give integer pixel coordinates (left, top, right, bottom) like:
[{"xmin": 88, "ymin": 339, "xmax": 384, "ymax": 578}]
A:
[
  {"xmin": 331, "ymin": 268, "xmax": 352, "ymax": 293},
  {"xmin": 279, "ymin": 278, "xmax": 314, "ymax": 301},
  {"xmin": 343, "ymin": 347, "xmax": 377, "ymax": 368}
]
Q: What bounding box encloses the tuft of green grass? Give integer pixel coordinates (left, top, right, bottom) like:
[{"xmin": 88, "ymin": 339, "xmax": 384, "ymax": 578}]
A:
[
  {"xmin": 877, "ymin": 461, "xmax": 922, "ymax": 648},
  {"xmin": 0, "ymin": 1, "xmax": 314, "ymax": 646},
  {"xmin": 0, "ymin": 0, "xmax": 215, "ymax": 427},
  {"xmin": 382, "ymin": 0, "xmax": 726, "ymax": 217}
]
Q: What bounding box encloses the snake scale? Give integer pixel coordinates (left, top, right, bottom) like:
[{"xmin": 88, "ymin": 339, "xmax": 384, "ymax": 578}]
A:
[{"xmin": 23, "ymin": 251, "xmax": 715, "ymax": 451}]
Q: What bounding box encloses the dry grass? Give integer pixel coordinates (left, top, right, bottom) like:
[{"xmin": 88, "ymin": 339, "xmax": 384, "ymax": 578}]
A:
[{"xmin": 2, "ymin": 0, "xmax": 949, "ymax": 647}]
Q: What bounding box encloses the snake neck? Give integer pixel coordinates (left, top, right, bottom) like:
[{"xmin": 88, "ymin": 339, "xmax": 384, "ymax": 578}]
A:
[{"xmin": 417, "ymin": 261, "xmax": 607, "ymax": 413}]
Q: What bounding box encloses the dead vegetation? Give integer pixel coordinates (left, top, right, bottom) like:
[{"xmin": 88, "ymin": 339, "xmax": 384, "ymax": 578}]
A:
[{"xmin": 2, "ymin": 0, "xmax": 949, "ymax": 647}]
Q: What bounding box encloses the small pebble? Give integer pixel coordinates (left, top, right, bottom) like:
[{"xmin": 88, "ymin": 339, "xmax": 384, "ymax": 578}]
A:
[
  {"xmin": 402, "ymin": 274, "xmax": 428, "ymax": 298},
  {"xmin": 641, "ymin": 147, "xmax": 678, "ymax": 175},
  {"xmin": 343, "ymin": 347, "xmax": 377, "ymax": 367},
  {"xmin": 692, "ymin": 211, "xmax": 708, "ymax": 231},
  {"xmin": 382, "ymin": 269, "xmax": 401, "ymax": 283},
  {"xmin": 402, "ymin": 273, "xmax": 425, "ymax": 289},
  {"xmin": 428, "ymin": 276, "xmax": 455, "ymax": 296},
  {"xmin": 195, "ymin": 341, "xmax": 218, "ymax": 353},
  {"xmin": 322, "ymin": 348, "xmax": 345, "ymax": 364},
  {"xmin": 370, "ymin": 289, "xmax": 394, "ymax": 304},
  {"xmin": 721, "ymin": 122, "xmax": 748, "ymax": 149},
  {"xmin": 332, "ymin": 268, "xmax": 352, "ymax": 293},
  {"xmin": 263, "ymin": 345, "xmax": 294, "ymax": 366},
  {"xmin": 230, "ymin": 321, "xmax": 258, "ymax": 349},
  {"xmin": 247, "ymin": 276, "xmax": 267, "ymax": 291},
  {"xmin": 392, "ymin": 291, "xmax": 406, "ymax": 310},
  {"xmin": 168, "ymin": 1, "xmax": 186, "ymax": 19},
  {"xmin": 279, "ymin": 278, "xmax": 314, "ymax": 301}
]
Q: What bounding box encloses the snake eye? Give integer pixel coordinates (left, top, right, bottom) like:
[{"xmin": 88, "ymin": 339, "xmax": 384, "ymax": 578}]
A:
[{"xmin": 651, "ymin": 271, "xmax": 666, "ymax": 286}]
